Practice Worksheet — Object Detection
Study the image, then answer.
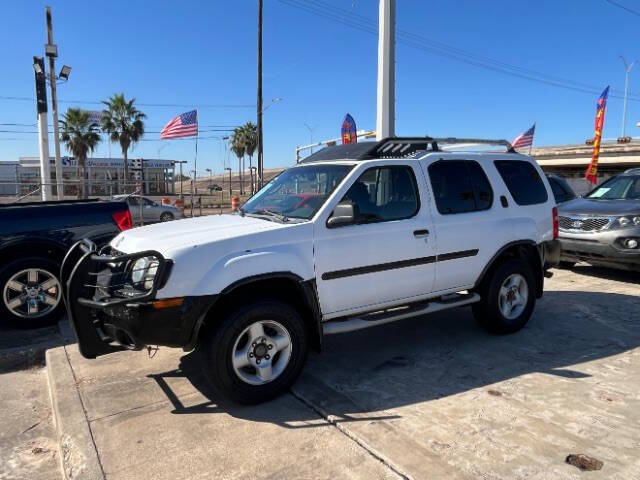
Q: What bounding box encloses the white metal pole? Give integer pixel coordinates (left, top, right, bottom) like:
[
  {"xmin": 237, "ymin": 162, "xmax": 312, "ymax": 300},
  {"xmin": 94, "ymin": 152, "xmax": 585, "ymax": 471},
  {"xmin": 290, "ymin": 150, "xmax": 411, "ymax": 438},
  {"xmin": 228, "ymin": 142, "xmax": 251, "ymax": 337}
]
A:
[
  {"xmin": 376, "ymin": 0, "xmax": 395, "ymax": 140},
  {"xmin": 37, "ymin": 111, "xmax": 52, "ymax": 201}
]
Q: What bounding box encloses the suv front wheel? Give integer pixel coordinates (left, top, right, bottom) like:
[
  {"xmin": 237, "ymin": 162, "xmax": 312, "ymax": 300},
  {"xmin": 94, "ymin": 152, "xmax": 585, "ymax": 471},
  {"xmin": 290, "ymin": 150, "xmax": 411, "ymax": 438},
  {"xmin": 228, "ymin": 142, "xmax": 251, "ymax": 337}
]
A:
[
  {"xmin": 199, "ymin": 300, "xmax": 308, "ymax": 404},
  {"xmin": 473, "ymin": 259, "xmax": 536, "ymax": 334}
]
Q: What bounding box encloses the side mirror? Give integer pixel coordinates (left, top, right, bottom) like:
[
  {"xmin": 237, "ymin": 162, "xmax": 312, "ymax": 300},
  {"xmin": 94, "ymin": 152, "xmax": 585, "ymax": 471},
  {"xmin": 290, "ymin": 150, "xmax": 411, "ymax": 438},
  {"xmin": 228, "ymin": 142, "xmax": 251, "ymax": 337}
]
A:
[{"xmin": 327, "ymin": 203, "xmax": 355, "ymax": 228}]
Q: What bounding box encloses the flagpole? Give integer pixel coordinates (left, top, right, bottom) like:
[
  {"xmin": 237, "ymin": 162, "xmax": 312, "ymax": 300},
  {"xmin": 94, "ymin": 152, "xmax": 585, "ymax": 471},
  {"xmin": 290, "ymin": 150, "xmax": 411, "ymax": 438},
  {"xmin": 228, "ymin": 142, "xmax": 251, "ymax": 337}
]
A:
[
  {"xmin": 192, "ymin": 135, "xmax": 198, "ymax": 218},
  {"xmin": 528, "ymin": 122, "xmax": 535, "ymax": 156}
]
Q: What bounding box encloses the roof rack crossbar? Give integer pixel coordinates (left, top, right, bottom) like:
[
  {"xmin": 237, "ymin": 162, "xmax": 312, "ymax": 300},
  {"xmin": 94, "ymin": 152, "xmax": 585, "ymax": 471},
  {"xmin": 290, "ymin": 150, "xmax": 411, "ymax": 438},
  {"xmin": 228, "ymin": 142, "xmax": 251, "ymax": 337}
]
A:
[{"xmin": 430, "ymin": 137, "xmax": 515, "ymax": 153}]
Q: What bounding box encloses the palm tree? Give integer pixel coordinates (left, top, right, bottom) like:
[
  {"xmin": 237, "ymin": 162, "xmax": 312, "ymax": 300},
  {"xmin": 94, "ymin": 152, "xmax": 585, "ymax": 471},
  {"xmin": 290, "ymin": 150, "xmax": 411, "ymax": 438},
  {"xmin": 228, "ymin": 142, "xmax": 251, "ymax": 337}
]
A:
[
  {"xmin": 242, "ymin": 122, "xmax": 258, "ymax": 194},
  {"xmin": 231, "ymin": 127, "xmax": 246, "ymax": 195},
  {"xmin": 101, "ymin": 93, "xmax": 146, "ymax": 193},
  {"xmin": 59, "ymin": 108, "xmax": 101, "ymax": 198}
]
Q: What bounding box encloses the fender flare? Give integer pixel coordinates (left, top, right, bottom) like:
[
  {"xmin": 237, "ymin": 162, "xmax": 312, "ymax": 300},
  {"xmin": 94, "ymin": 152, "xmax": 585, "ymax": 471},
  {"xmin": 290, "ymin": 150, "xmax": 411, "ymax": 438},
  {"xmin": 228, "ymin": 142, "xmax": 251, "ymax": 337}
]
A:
[
  {"xmin": 474, "ymin": 240, "xmax": 544, "ymax": 298},
  {"xmin": 188, "ymin": 272, "xmax": 323, "ymax": 352}
]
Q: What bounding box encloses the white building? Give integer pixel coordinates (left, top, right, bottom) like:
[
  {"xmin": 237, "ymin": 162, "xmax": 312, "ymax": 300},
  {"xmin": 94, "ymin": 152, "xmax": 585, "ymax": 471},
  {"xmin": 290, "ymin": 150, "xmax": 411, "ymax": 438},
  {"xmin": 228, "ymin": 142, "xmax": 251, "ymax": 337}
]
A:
[{"xmin": 3, "ymin": 156, "xmax": 179, "ymax": 196}]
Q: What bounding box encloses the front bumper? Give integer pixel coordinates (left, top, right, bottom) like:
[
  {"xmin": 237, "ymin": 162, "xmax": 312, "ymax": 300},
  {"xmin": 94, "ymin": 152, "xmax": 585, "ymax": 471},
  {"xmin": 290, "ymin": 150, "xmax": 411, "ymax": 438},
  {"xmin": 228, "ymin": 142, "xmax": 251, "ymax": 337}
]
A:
[
  {"xmin": 61, "ymin": 240, "xmax": 214, "ymax": 359},
  {"xmin": 558, "ymin": 227, "xmax": 640, "ymax": 269}
]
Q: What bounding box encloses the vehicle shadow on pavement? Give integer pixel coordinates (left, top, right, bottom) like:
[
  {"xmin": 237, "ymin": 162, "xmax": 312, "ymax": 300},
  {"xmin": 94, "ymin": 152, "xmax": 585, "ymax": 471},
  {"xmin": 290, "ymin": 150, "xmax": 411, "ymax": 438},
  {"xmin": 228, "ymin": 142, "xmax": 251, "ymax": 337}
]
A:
[
  {"xmin": 566, "ymin": 264, "xmax": 639, "ymax": 284},
  {"xmin": 0, "ymin": 320, "xmax": 72, "ymax": 373},
  {"xmin": 149, "ymin": 290, "xmax": 639, "ymax": 425}
]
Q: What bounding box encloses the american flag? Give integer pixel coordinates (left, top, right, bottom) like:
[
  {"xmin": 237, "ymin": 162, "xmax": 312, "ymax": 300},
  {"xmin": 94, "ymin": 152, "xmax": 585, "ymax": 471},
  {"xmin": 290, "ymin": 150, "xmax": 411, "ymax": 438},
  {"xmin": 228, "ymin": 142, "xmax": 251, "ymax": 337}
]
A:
[
  {"xmin": 160, "ymin": 110, "xmax": 198, "ymax": 139},
  {"xmin": 512, "ymin": 123, "xmax": 536, "ymax": 150}
]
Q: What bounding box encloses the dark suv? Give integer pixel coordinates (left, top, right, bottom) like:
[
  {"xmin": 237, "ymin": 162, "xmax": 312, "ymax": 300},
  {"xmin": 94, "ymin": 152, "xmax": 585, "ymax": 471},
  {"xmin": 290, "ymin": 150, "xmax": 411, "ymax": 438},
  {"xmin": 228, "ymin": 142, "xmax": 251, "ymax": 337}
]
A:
[{"xmin": 557, "ymin": 168, "xmax": 640, "ymax": 271}]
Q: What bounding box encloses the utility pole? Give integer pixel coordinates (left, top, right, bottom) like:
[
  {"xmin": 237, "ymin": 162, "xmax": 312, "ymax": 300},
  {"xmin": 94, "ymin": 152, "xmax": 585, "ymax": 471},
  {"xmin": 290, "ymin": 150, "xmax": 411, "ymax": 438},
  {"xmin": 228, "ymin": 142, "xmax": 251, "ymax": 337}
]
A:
[
  {"xmin": 33, "ymin": 56, "xmax": 52, "ymax": 201},
  {"xmin": 257, "ymin": 0, "xmax": 264, "ymax": 189},
  {"xmin": 45, "ymin": 6, "xmax": 63, "ymax": 200},
  {"xmin": 376, "ymin": 0, "xmax": 395, "ymax": 140},
  {"xmin": 620, "ymin": 56, "xmax": 636, "ymax": 139}
]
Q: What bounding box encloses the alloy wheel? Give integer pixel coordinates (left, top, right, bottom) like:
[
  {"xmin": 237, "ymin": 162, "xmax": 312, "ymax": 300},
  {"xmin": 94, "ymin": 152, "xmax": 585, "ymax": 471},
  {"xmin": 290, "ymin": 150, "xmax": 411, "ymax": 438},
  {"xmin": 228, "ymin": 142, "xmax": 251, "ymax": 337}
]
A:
[
  {"xmin": 3, "ymin": 268, "xmax": 61, "ymax": 319},
  {"xmin": 231, "ymin": 320, "xmax": 292, "ymax": 385},
  {"xmin": 498, "ymin": 273, "xmax": 528, "ymax": 320}
]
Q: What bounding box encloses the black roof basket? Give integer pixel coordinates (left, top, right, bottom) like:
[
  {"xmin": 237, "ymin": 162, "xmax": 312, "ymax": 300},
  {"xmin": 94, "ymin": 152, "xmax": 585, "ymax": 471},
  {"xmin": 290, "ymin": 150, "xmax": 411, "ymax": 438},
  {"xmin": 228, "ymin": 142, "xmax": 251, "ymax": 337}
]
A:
[{"xmin": 299, "ymin": 136, "xmax": 515, "ymax": 163}]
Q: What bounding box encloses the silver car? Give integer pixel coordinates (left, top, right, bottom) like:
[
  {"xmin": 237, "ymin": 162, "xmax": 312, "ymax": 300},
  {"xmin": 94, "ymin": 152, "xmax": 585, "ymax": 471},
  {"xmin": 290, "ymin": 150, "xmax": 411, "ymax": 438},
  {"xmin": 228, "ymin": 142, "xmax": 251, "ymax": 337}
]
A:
[
  {"xmin": 557, "ymin": 168, "xmax": 640, "ymax": 271},
  {"xmin": 113, "ymin": 195, "xmax": 183, "ymax": 224}
]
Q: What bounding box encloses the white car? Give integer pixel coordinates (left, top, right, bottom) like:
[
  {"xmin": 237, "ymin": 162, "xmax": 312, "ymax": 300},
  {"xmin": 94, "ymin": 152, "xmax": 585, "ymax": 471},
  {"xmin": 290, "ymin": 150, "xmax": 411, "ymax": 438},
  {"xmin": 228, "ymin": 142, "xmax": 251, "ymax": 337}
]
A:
[{"xmin": 63, "ymin": 137, "xmax": 560, "ymax": 404}]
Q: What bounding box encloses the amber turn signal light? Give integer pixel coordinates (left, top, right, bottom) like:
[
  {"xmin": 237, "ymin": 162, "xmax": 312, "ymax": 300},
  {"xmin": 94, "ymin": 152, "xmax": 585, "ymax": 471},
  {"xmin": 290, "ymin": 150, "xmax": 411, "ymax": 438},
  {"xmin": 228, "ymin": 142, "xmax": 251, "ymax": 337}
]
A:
[{"xmin": 152, "ymin": 297, "xmax": 184, "ymax": 309}]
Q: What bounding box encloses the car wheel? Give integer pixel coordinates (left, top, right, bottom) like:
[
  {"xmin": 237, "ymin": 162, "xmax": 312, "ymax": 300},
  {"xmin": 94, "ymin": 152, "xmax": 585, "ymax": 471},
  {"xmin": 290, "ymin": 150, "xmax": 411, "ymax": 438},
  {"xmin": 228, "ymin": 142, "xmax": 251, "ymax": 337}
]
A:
[
  {"xmin": 160, "ymin": 212, "xmax": 174, "ymax": 222},
  {"xmin": 198, "ymin": 300, "xmax": 308, "ymax": 404},
  {"xmin": 0, "ymin": 257, "xmax": 63, "ymax": 329},
  {"xmin": 472, "ymin": 259, "xmax": 536, "ymax": 334},
  {"xmin": 558, "ymin": 261, "xmax": 576, "ymax": 269}
]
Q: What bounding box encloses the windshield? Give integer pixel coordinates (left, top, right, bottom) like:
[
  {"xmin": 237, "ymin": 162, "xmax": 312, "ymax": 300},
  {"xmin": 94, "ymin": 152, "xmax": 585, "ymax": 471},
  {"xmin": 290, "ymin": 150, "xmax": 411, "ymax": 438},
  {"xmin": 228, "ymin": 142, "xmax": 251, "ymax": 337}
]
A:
[
  {"xmin": 586, "ymin": 175, "xmax": 640, "ymax": 200},
  {"xmin": 242, "ymin": 164, "xmax": 354, "ymax": 220}
]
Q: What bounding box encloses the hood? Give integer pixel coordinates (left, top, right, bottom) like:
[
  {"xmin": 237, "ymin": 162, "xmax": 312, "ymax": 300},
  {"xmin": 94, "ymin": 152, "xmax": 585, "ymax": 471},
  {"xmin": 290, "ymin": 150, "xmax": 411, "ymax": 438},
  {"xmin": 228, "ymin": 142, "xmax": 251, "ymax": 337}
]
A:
[
  {"xmin": 558, "ymin": 197, "xmax": 640, "ymax": 216},
  {"xmin": 111, "ymin": 214, "xmax": 291, "ymax": 256}
]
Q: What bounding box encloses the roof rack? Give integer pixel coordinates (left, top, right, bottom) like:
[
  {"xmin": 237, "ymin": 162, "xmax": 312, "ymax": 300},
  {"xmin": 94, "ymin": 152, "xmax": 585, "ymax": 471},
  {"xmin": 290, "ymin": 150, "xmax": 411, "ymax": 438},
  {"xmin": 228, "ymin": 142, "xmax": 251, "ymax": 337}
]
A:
[{"xmin": 298, "ymin": 136, "xmax": 515, "ymax": 163}]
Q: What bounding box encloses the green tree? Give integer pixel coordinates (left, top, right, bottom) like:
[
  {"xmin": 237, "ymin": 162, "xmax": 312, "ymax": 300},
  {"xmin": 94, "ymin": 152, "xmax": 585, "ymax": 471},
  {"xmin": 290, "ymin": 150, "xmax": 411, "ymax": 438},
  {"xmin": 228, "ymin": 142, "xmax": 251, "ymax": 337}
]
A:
[
  {"xmin": 59, "ymin": 108, "xmax": 101, "ymax": 198},
  {"xmin": 101, "ymin": 93, "xmax": 146, "ymax": 192},
  {"xmin": 231, "ymin": 127, "xmax": 246, "ymax": 195},
  {"xmin": 242, "ymin": 122, "xmax": 258, "ymax": 193}
]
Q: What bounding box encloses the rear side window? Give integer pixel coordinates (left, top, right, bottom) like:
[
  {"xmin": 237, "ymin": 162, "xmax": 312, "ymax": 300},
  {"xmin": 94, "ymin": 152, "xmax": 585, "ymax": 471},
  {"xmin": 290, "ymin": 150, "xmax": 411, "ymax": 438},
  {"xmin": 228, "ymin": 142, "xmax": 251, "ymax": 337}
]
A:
[
  {"xmin": 428, "ymin": 160, "xmax": 494, "ymax": 214},
  {"xmin": 494, "ymin": 160, "xmax": 548, "ymax": 205}
]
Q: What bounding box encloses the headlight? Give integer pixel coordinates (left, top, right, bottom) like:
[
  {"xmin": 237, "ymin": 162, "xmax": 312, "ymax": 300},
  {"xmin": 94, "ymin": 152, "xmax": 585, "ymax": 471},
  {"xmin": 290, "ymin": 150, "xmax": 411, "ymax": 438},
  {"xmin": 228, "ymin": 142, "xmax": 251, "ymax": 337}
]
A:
[
  {"xmin": 618, "ymin": 217, "xmax": 632, "ymax": 227},
  {"xmin": 634, "ymin": 216, "xmax": 640, "ymax": 226},
  {"xmin": 130, "ymin": 256, "xmax": 159, "ymax": 290}
]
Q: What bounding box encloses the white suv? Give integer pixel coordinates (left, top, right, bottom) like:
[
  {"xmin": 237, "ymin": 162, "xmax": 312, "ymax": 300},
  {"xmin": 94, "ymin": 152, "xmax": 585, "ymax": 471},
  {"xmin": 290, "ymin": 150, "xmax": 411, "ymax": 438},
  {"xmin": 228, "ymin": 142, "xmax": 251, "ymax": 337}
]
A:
[{"xmin": 63, "ymin": 137, "xmax": 560, "ymax": 404}]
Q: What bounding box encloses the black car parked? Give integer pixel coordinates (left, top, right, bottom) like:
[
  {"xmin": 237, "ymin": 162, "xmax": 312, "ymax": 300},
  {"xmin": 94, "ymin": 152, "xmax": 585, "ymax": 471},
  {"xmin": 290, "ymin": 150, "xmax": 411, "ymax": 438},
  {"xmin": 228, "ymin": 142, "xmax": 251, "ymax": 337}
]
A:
[
  {"xmin": 547, "ymin": 174, "xmax": 577, "ymax": 204},
  {"xmin": 0, "ymin": 199, "xmax": 131, "ymax": 328}
]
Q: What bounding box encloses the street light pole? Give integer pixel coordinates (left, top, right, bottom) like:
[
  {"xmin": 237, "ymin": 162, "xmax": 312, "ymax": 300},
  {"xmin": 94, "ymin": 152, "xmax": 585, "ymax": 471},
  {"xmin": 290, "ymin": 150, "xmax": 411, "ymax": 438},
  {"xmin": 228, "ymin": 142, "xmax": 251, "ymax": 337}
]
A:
[
  {"xmin": 45, "ymin": 7, "xmax": 64, "ymax": 200},
  {"xmin": 620, "ymin": 56, "xmax": 636, "ymax": 139},
  {"xmin": 225, "ymin": 167, "xmax": 232, "ymax": 197}
]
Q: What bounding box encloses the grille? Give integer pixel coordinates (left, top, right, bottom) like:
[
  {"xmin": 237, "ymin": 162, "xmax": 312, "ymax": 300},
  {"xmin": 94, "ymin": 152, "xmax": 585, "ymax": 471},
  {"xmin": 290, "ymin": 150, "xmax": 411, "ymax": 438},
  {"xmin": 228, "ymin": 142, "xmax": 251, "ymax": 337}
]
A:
[{"xmin": 558, "ymin": 216, "xmax": 610, "ymax": 232}]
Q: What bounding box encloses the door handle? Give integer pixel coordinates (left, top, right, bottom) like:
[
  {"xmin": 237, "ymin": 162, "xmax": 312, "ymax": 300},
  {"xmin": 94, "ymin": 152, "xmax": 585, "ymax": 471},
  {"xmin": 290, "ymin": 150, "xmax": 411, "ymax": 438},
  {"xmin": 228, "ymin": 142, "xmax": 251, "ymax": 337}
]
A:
[{"xmin": 413, "ymin": 229, "xmax": 430, "ymax": 238}]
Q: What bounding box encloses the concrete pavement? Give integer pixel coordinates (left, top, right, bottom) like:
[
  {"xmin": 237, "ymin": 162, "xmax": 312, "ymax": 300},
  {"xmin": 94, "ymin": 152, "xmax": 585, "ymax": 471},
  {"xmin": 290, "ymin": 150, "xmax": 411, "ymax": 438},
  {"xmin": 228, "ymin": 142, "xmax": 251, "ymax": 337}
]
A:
[{"xmin": 47, "ymin": 265, "xmax": 640, "ymax": 479}]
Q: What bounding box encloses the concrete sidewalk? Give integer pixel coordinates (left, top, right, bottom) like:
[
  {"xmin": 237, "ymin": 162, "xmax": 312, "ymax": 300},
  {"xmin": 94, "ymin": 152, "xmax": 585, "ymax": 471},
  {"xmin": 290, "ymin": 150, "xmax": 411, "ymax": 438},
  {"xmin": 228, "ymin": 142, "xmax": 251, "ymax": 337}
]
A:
[{"xmin": 47, "ymin": 266, "xmax": 640, "ymax": 479}]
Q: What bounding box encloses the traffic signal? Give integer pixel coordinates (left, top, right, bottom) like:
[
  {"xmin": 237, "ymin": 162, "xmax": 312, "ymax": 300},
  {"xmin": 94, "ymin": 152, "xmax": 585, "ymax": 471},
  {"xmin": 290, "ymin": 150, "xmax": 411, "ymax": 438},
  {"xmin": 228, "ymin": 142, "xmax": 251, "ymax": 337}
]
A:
[{"xmin": 33, "ymin": 56, "xmax": 47, "ymax": 114}]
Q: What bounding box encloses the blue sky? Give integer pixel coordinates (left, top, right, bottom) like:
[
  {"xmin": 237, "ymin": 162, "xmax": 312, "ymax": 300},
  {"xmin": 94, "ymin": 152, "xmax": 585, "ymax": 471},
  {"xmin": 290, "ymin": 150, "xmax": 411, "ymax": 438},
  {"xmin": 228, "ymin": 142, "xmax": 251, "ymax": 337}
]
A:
[{"xmin": 2, "ymin": 0, "xmax": 640, "ymax": 175}]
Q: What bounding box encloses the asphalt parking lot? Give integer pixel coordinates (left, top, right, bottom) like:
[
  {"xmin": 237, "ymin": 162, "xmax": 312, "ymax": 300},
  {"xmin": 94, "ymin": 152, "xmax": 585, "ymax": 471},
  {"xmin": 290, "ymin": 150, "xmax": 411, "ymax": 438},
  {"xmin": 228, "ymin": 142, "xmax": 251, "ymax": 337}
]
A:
[{"xmin": 2, "ymin": 265, "xmax": 639, "ymax": 480}]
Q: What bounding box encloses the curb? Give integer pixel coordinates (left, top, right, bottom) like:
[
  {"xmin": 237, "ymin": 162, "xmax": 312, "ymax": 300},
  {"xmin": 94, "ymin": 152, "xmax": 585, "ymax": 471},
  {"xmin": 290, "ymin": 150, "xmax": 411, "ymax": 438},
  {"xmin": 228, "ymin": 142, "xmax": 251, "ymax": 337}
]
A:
[{"xmin": 47, "ymin": 346, "xmax": 105, "ymax": 480}]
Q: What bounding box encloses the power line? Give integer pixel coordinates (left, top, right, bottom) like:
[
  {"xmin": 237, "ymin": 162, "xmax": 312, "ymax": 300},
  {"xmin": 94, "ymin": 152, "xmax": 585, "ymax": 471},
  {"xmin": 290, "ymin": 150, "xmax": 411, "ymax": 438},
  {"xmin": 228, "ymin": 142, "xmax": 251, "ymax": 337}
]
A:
[
  {"xmin": 605, "ymin": 0, "xmax": 640, "ymax": 17},
  {"xmin": 280, "ymin": 0, "xmax": 638, "ymax": 101},
  {"xmin": 0, "ymin": 95, "xmax": 254, "ymax": 109}
]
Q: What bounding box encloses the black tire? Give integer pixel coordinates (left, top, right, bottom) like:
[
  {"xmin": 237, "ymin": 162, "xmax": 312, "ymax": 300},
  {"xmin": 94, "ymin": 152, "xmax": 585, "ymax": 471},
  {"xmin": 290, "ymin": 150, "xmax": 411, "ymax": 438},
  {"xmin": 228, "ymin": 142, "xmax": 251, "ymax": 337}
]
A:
[
  {"xmin": 472, "ymin": 259, "xmax": 536, "ymax": 334},
  {"xmin": 558, "ymin": 261, "xmax": 576, "ymax": 269},
  {"xmin": 0, "ymin": 257, "xmax": 63, "ymax": 329},
  {"xmin": 160, "ymin": 212, "xmax": 174, "ymax": 222},
  {"xmin": 198, "ymin": 300, "xmax": 308, "ymax": 404}
]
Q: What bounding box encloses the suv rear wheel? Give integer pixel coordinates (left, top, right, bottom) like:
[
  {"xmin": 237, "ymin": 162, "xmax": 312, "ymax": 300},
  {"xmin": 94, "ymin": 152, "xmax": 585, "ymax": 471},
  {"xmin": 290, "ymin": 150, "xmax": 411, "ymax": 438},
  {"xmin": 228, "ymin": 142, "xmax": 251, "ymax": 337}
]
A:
[
  {"xmin": 0, "ymin": 257, "xmax": 63, "ymax": 329},
  {"xmin": 198, "ymin": 300, "xmax": 308, "ymax": 404},
  {"xmin": 473, "ymin": 259, "xmax": 536, "ymax": 334}
]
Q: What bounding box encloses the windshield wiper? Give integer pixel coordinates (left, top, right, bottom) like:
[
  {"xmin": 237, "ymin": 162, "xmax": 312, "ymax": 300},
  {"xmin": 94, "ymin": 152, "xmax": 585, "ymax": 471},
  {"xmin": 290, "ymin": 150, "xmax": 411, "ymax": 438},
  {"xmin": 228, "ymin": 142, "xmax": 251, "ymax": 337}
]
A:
[{"xmin": 247, "ymin": 209, "xmax": 289, "ymax": 223}]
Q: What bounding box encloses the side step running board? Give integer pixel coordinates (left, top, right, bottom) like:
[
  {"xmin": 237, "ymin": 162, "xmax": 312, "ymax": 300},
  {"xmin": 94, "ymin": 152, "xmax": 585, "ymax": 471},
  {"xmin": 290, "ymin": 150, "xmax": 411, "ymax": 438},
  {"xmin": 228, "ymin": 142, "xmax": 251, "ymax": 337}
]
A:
[{"xmin": 322, "ymin": 293, "xmax": 481, "ymax": 335}]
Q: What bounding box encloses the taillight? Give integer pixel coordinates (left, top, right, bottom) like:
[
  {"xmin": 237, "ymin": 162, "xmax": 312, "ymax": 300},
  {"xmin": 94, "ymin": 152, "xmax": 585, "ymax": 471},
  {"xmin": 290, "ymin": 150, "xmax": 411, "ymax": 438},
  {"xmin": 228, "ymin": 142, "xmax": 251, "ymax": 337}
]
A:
[
  {"xmin": 552, "ymin": 207, "xmax": 558, "ymax": 239},
  {"xmin": 112, "ymin": 209, "xmax": 133, "ymax": 231}
]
